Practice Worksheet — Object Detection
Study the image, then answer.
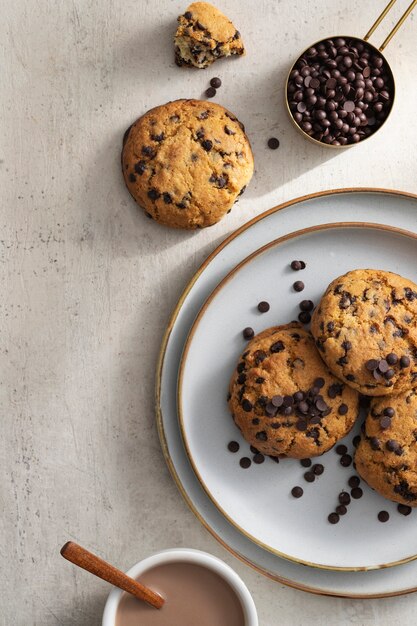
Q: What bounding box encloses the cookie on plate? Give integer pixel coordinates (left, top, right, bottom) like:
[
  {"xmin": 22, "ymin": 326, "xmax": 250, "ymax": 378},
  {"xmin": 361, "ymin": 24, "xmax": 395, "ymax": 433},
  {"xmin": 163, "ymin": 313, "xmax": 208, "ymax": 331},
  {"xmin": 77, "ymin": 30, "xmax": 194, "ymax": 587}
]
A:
[
  {"xmin": 175, "ymin": 2, "xmax": 244, "ymax": 69},
  {"xmin": 356, "ymin": 390, "xmax": 417, "ymax": 506},
  {"xmin": 122, "ymin": 99, "xmax": 254, "ymax": 229},
  {"xmin": 228, "ymin": 323, "xmax": 359, "ymax": 459},
  {"xmin": 311, "ymin": 269, "xmax": 417, "ymax": 396}
]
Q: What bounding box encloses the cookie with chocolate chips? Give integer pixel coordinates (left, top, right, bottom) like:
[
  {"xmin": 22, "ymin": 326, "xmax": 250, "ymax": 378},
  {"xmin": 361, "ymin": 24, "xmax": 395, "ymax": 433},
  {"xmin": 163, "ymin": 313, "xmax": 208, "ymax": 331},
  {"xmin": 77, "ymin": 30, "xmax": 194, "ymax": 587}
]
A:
[
  {"xmin": 311, "ymin": 269, "xmax": 417, "ymax": 396},
  {"xmin": 122, "ymin": 99, "xmax": 253, "ymax": 229},
  {"xmin": 228, "ymin": 323, "xmax": 359, "ymax": 459},
  {"xmin": 356, "ymin": 390, "xmax": 417, "ymax": 506},
  {"xmin": 175, "ymin": 2, "xmax": 244, "ymax": 69}
]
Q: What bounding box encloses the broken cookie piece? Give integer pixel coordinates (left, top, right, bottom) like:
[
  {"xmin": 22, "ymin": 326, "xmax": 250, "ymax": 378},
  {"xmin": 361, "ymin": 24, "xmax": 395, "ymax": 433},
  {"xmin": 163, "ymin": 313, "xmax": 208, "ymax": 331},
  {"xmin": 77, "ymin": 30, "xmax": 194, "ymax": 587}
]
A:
[{"xmin": 175, "ymin": 2, "xmax": 244, "ymax": 69}]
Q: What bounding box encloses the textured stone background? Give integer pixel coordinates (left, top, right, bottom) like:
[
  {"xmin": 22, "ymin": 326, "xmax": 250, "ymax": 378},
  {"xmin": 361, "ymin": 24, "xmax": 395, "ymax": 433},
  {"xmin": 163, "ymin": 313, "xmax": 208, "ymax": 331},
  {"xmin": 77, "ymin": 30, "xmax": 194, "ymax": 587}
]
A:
[{"xmin": 1, "ymin": 0, "xmax": 417, "ymax": 624}]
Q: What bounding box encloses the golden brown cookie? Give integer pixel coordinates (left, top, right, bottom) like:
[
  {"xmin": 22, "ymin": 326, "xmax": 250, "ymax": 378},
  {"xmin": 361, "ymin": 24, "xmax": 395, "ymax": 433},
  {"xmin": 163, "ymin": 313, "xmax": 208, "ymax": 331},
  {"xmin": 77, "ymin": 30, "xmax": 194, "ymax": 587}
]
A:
[
  {"xmin": 175, "ymin": 2, "xmax": 244, "ymax": 69},
  {"xmin": 122, "ymin": 99, "xmax": 254, "ymax": 229},
  {"xmin": 228, "ymin": 323, "xmax": 359, "ymax": 459},
  {"xmin": 356, "ymin": 390, "xmax": 417, "ymax": 506},
  {"xmin": 311, "ymin": 269, "xmax": 417, "ymax": 396}
]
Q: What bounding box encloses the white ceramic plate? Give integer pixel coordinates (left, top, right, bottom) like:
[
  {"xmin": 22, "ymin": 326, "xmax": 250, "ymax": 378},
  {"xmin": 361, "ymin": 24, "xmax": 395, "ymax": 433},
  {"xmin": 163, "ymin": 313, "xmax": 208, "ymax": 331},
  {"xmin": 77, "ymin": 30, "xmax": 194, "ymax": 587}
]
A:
[
  {"xmin": 178, "ymin": 222, "xmax": 417, "ymax": 571},
  {"xmin": 157, "ymin": 189, "xmax": 417, "ymax": 595}
]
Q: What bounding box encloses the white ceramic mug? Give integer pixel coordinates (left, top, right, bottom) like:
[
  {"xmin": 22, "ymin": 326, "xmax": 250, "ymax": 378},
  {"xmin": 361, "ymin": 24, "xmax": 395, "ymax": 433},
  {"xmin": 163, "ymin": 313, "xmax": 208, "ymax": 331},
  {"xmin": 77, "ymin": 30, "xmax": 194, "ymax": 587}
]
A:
[{"xmin": 102, "ymin": 548, "xmax": 258, "ymax": 626}]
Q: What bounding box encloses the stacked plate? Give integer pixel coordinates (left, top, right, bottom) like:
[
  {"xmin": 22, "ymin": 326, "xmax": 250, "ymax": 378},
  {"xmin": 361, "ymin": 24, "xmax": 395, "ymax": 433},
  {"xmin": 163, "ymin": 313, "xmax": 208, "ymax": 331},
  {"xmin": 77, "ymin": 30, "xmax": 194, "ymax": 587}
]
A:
[{"xmin": 156, "ymin": 189, "xmax": 417, "ymax": 597}]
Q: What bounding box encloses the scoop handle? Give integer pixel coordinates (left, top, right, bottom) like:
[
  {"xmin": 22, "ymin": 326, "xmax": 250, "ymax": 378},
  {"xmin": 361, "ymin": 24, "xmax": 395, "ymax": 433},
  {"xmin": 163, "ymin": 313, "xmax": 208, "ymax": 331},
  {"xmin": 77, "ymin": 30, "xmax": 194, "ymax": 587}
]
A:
[
  {"xmin": 364, "ymin": 0, "xmax": 417, "ymax": 51},
  {"xmin": 60, "ymin": 541, "xmax": 164, "ymax": 609}
]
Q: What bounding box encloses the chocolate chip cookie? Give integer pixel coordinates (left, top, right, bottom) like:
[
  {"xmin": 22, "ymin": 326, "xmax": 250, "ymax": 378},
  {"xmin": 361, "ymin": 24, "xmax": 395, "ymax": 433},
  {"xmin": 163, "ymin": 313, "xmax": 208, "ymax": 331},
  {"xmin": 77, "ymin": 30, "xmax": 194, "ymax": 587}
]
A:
[
  {"xmin": 122, "ymin": 99, "xmax": 254, "ymax": 229},
  {"xmin": 311, "ymin": 269, "xmax": 417, "ymax": 396},
  {"xmin": 175, "ymin": 2, "xmax": 244, "ymax": 69},
  {"xmin": 356, "ymin": 390, "xmax": 417, "ymax": 506},
  {"xmin": 228, "ymin": 323, "xmax": 359, "ymax": 459}
]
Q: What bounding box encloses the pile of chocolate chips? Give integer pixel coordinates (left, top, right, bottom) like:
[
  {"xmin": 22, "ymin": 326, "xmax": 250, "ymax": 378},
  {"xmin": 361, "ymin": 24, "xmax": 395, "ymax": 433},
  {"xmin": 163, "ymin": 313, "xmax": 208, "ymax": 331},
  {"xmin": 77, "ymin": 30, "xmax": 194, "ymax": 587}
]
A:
[
  {"xmin": 264, "ymin": 377, "xmax": 331, "ymax": 432},
  {"xmin": 287, "ymin": 37, "xmax": 394, "ymax": 145},
  {"xmin": 365, "ymin": 353, "xmax": 410, "ymax": 382}
]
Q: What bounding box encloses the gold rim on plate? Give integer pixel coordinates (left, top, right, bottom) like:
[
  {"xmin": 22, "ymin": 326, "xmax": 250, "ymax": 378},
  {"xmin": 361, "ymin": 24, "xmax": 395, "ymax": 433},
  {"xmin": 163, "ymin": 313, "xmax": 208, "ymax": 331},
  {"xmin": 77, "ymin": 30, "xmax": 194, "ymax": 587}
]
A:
[
  {"xmin": 178, "ymin": 221, "xmax": 417, "ymax": 572},
  {"xmin": 156, "ymin": 188, "xmax": 417, "ymax": 597}
]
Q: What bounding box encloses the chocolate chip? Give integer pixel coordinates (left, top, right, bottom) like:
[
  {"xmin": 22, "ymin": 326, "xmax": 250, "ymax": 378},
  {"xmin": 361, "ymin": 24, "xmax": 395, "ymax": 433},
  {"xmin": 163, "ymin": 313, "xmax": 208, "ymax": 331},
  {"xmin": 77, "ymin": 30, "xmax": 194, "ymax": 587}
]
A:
[
  {"xmin": 378, "ymin": 511, "xmax": 389, "ymax": 522},
  {"xmin": 380, "ymin": 415, "xmax": 391, "ymax": 430},
  {"xmin": 400, "ymin": 355, "xmax": 411, "ymax": 368},
  {"xmin": 301, "ymin": 458, "xmax": 312, "ymax": 467},
  {"xmin": 224, "ymin": 125, "xmax": 235, "ymax": 135},
  {"xmin": 228, "ymin": 441, "xmax": 240, "ymax": 453},
  {"xmin": 338, "ymin": 404, "xmax": 348, "ymax": 415},
  {"xmin": 291, "ymin": 486, "xmax": 303, "ymax": 498},
  {"xmin": 243, "ymin": 327, "xmax": 254, "ymax": 340},
  {"xmin": 339, "ymin": 492, "xmax": 351, "ymax": 505},
  {"xmin": 328, "ymin": 513, "xmax": 340, "ymax": 524},
  {"xmin": 398, "ymin": 504, "xmax": 412, "ymax": 516},
  {"xmin": 128, "ymin": 173, "xmax": 136, "ymax": 183},
  {"xmin": 147, "ymin": 188, "xmax": 160, "ymax": 200},
  {"xmin": 239, "ymin": 457, "xmax": 251, "ymax": 469},
  {"xmin": 210, "ymin": 77, "xmax": 222, "ymax": 88},
  {"xmin": 162, "ymin": 192, "xmax": 173, "ymax": 204},
  {"xmin": 290, "ymin": 260, "xmax": 305, "ymax": 271},
  {"xmin": 352, "ymin": 435, "xmax": 361, "ymax": 448},
  {"xmin": 340, "ymin": 454, "xmax": 352, "ymax": 467},
  {"xmin": 384, "ymin": 407, "xmax": 395, "ymax": 417},
  {"xmin": 365, "ymin": 359, "xmax": 379, "ymax": 371},
  {"xmin": 256, "ymin": 431, "xmax": 267, "ymax": 441},
  {"xmin": 253, "ymin": 453, "xmax": 265, "ymax": 464},
  {"xmin": 257, "ymin": 301, "xmax": 270, "ymax": 313},
  {"xmin": 267, "ymin": 137, "xmax": 280, "ymax": 149},
  {"xmin": 370, "ymin": 436, "xmax": 381, "ymax": 451},
  {"xmin": 298, "ymin": 311, "xmax": 311, "ymax": 324},
  {"xmin": 242, "ymin": 399, "xmax": 252, "ymax": 412},
  {"xmin": 134, "ymin": 161, "xmax": 146, "ymax": 175},
  {"xmin": 255, "ymin": 377, "xmax": 265, "ymax": 384},
  {"xmin": 348, "ymin": 476, "xmax": 360, "ymax": 488},
  {"xmin": 386, "ymin": 353, "xmax": 398, "ymax": 365},
  {"xmin": 293, "ymin": 281, "xmax": 305, "ymax": 292},
  {"xmin": 184, "ymin": 10, "xmax": 192, "ymax": 19},
  {"xmin": 201, "ymin": 139, "xmax": 213, "ymax": 151},
  {"xmin": 270, "ymin": 341, "xmax": 284, "ymax": 353},
  {"xmin": 300, "ymin": 300, "xmax": 314, "ymax": 311},
  {"xmin": 336, "ymin": 444, "xmax": 347, "ymax": 455},
  {"xmin": 351, "ymin": 487, "xmax": 363, "ymax": 499},
  {"xmin": 205, "ymin": 87, "xmax": 216, "ymax": 98},
  {"xmin": 271, "ymin": 395, "xmax": 283, "ymax": 407},
  {"xmin": 336, "ymin": 505, "xmax": 347, "ymax": 515},
  {"xmin": 304, "ymin": 471, "xmax": 315, "ymax": 483},
  {"xmin": 312, "ymin": 463, "xmax": 324, "ymax": 475}
]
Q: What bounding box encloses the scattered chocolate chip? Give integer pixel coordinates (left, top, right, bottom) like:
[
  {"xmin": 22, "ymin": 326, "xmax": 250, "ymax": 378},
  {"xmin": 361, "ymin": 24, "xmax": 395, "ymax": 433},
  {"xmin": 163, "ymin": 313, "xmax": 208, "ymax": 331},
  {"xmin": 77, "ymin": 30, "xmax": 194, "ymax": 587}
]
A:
[
  {"xmin": 328, "ymin": 512, "xmax": 340, "ymax": 524},
  {"xmin": 239, "ymin": 457, "xmax": 251, "ymax": 469},
  {"xmin": 210, "ymin": 77, "xmax": 222, "ymax": 88},
  {"xmin": 304, "ymin": 471, "xmax": 315, "ymax": 483},
  {"xmin": 400, "ymin": 355, "xmax": 411, "ymax": 368},
  {"xmin": 228, "ymin": 441, "xmax": 240, "ymax": 453},
  {"xmin": 339, "ymin": 492, "xmax": 351, "ymax": 506},
  {"xmin": 298, "ymin": 311, "xmax": 311, "ymax": 324},
  {"xmin": 312, "ymin": 463, "xmax": 324, "ymax": 475},
  {"xmin": 301, "ymin": 458, "xmax": 312, "ymax": 467},
  {"xmin": 370, "ymin": 436, "xmax": 381, "ymax": 450},
  {"xmin": 205, "ymin": 86, "xmax": 216, "ymax": 98},
  {"xmin": 338, "ymin": 403, "xmax": 348, "ymax": 415},
  {"xmin": 257, "ymin": 301, "xmax": 270, "ymax": 313},
  {"xmin": 336, "ymin": 505, "xmax": 347, "ymax": 516},
  {"xmin": 351, "ymin": 487, "xmax": 363, "ymax": 499},
  {"xmin": 336, "ymin": 444, "xmax": 347, "ymax": 455},
  {"xmin": 184, "ymin": 10, "xmax": 192, "ymax": 19},
  {"xmin": 147, "ymin": 188, "xmax": 160, "ymax": 200},
  {"xmin": 291, "ymin": 486, "xmax": 303, "ymax": 498},
  {"xmin": 378, "ymin": 510, "xmax": 389, "ymax": 523},
  {"xmin": 398, "ymin": 504, "xmax": 412, "ymax": 516},
  {"xmin": 290, "ymin": 260, "xmax": 305, "ymax": 271},
  {"xmin": 380, "ymin": 415, "xmax": 391, "ymax": 430},
  {"xmin": 293, "ymin": 281, "xmax": 305, "ymax": 292},
  {"xmin": 300, "ymin": 300, "xmax": 314, "ymax": 311},
  {"xmin": 386, "ymin": 353, "xmax": 398, "ymax": 365},
  {"xmin": 384, "ymin": 407, "xmax": 395, "ymax": 417},
  {"xmin": 348, "ymin": 476, "xmax": 360, "ymax": 488},
  {"xmin": 340, "ymin": 454, "xmax": 352, "ymax": 467},
  {"xmin": 352, "ymin": 435, "xmax": 361, "ymax": 448},
  {"xmin": 243, "ymin": 327, "xmax": 254, "ymax": 340},
  {"xmin": 253, "ymin": 453, "xmax": 265, "ymax": 464},
  {"xmin": 267, "ymin": 137, "xmax": 280, "ymax": 149}
]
